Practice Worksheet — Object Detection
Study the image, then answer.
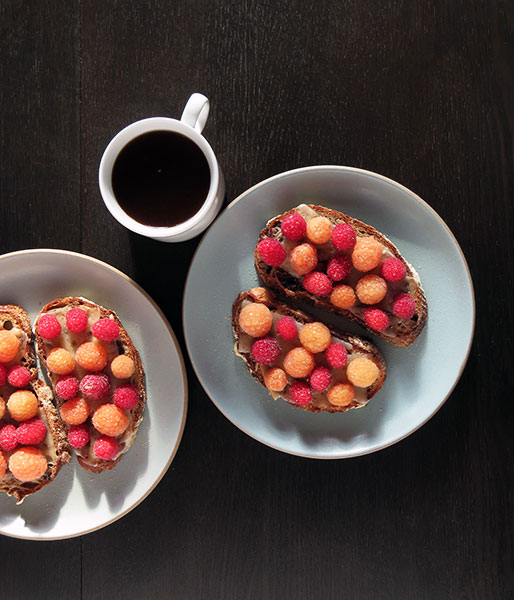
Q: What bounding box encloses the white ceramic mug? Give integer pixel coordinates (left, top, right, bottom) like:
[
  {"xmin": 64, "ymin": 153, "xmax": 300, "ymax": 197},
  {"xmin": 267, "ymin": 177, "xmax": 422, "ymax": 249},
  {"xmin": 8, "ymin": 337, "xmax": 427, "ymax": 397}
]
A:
[{"xmin": 98, "ymin": 93, "xmax": 225, "ymax": 242}]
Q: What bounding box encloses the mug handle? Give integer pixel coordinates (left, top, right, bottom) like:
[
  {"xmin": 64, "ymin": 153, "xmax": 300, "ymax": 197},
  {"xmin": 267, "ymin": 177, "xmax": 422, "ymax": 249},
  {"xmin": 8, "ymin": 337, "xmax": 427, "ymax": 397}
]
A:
[{"xmin": 180, "ymin": 93, "xmax": 210, "ymax": 133}]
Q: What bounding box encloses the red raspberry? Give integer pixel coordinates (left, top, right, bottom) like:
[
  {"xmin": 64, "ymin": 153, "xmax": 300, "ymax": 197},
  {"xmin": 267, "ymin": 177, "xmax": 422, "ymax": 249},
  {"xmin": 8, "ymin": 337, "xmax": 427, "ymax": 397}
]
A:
[
  {"xmin": 309, "ymin": 366, "xmax": 332, "ymax": 392},
  {"xmin": 276, "ymin": 316, "xmax": 298, "ymax": 341},
  {"xmin": 251, "ymin": 337, "xmax": 280, "ymax": 365},
  {"xmin": 55, "ymin": 375, "xmax": 79, "ymax": 400},
  {"xmin": 393, "ymin": 292, "xmax": 416, "ymax": 319},
  {"xmin": 289, "ymin": 381, "xmax": 312, "ymax": 406},
  {"xmin": 7, "ymin": 366, "xmax": 31, "ymax": 388},
  {"xmin": 92, "ymin": 318, "xmax": 120, "ymax": 342},
  {"xmin": 68, "ymin": 424, "xmax": 90, "ymax": 449},
  {"xmin": 0, "ymin": 424, "xmax": 18, "ymax": 451},
  {"xmin": 281, "ymin": 213, "xmax": 307, "ymax": 241},
  {"xmin": 16, "ymin": 418, "xmax": 47, "ymax": 445},
  {"xmin": 326, "ymin": 255, "xmax": 352, "ymax": 281},
  {"xmin": 325, "ymin": 343, "xmax": 348, "ymax": 369},
  {"xmin": 94, "ymin": 435, "xmax": 119, "ymax": 460},
  {"xmin": 113, "ymin": 383, "xmax": 139, "ymax": 410},
  {"xmin": 331, "ymin": 223, "xmax": 356, "ymax": 252},
  {"xmin": 0, "ymin": 364, "xmax": 7, "ymax": 386},
  {"xmin": 257, "ymin": 239, "xmax": 286, "ymax": 267},
  {"xmin": 303, "ymin": 272, "xmax": 332, "ymax": 296},
  {"xmin": 381, "ymin": 257, "xmax": 407, "ymax": 282},
  {"xmin": 80, "ymin": 373, "xmax": 111, "ymax": 401},
  {"xmin": 37, "ymin": 314, "xmax": 61, "ymax": 339},
  {"xmin": 363, "ymin": 308, "xmax": 390, "ymax": 331},
  {"xmin": 66, "ymin": 307, "xmax": 89, "ymax": 333}
]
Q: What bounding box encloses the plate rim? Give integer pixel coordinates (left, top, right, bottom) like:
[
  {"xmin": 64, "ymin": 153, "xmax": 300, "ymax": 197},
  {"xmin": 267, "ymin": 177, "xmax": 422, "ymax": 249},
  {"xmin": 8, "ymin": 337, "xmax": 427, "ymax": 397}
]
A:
[
  {"xmin": 183, "ymin": 165, "xmax": 476, "ymax": 459},
  {"xmin": 0, "ymin": 248, "xmax": 188, "ymax": 541}
]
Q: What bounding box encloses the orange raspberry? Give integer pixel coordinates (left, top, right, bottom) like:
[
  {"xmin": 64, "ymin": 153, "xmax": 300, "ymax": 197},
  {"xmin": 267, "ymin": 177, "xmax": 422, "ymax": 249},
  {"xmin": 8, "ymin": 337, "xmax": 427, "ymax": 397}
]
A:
[
  {"xmin": 0, "ymin": 396, "xmax": 5, "ymax": 420},
  {"xmin": 355, "ymin": 274, "xmax": 387, "ymax": 305},
  {"xmin": 351, "ymin": 237, "xmax": 383, "ymax": 272},
  {"xmin": 346, "ymin": 357, "xmax": 379, "ymax": 388},
  {"xmin": 92, "ymin": 404, "xmax": 129, "ymax": 437},
  {"xmin": 60, "ymin": 397, "xmax": 90, "ymax": 425},
  {"xmin": 264, "ymin": 368, "xmax": 287, "ymax": 392},
  {"xmin": 0, "ymin": 330, "xmax": 20, "ymax": 363},
  {"xmin": 111, "ymin": 355, "xmax": 135, "ymax": 379},
  {"xmin": 283, "ymin": 347, "xmax": 315, "ymax": 378},
  {"xmin": 239, "ymin": 303, "xmax": 273, "ymax": 338},
  {"xmin": 289, "ymin": 243, "xmax": 317, "ymax": 276},
  {"xmin": 0, "ymin": 451, "xmax": 7, "ymax": 479},
  {"xmin": 9, "ymin": 447, "xmax": 48, "ymax": 482},
  {"xmin": 330, "ymin": 285, "xmax": 356, "ymax": 309},
  {"xmin": 299, "ymin": 322, "xmax": 331, "ymax": 353},
  {"xmin": 7, "ymin": 390, "xmax": 38, "ymax": 422},
  {"xmin": 47, "ymin": 347, "xmax": 75, "ymax": 375},
  {"xmin": 327, "ymin": 383, "xmax": 355, "ymax": 407},
  {"xmin": 75, "ymin": 342, "xmax": 107, "ymax": 372},
  {"xmin": 306, "ymin": 216, "xmax": 332, "ymax": 245}
]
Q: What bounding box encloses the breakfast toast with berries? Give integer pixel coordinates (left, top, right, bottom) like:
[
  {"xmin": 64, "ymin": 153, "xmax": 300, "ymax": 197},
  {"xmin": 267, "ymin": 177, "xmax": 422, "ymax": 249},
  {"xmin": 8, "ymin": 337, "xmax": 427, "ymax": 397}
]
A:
[
  {"xmin": 0, "ymin": 305, "xmax": 71, "ymax": 503},
  {"xmin": 255, "ymin": 204, "xmax": 427, "ymax": 347},
  {"xmin": 35, "ymin": 297, "xmax": 146, "ymax": 473},
  {"xmin": 233, "ymin": 287, "xmax": 386, "ymax": 413}
]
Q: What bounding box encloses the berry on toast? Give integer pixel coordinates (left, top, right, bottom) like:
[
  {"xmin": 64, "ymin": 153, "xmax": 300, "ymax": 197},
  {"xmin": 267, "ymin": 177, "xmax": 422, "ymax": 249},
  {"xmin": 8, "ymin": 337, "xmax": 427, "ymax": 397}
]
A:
[
  {"xmin": 255, "ymin": 205, "xmax": 427, "ymax": 347},
  {"xmin": 0, "ymin": 305, "xmax": 70, "ymax": 503},
  {"xmin": 35, "ymin": 297, "xmax": 146, "ymax": 473},
  {"xmin": 232, "ymin": 288, "xmax": 386, "ymax": 413}
]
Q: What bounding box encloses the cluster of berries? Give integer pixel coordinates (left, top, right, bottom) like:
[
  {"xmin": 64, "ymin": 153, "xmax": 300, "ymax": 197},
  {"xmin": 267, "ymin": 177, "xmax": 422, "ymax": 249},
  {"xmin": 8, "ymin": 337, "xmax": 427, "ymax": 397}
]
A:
[
  {"xmin": 256, "ymin": 212, "xmax": 417, "ymax": 332},
  {"xmin": 239, "ymin": 301, "xmax": 380, "ymax": 407}
]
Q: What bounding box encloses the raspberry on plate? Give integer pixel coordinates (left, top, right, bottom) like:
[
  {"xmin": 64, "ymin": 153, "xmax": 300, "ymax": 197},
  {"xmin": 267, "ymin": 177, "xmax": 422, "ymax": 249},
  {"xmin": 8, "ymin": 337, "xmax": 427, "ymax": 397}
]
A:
[
  {"xmin": 9, "ymin": 447, "xmax": 48, "ymax": 482},
  {"xmin": 92, "ymin": 404, "xmax": 129, "ymax": 437},
  {"xmin": 55, "ymin": 375, "xmax": 79, "ymax": 400},
  {"xmin": 331, "ymin": 223, "xmax": 356, "ymax": 252},
  {"xmin": 327, "ymin": 255, "xmax": 352, "ymax": 281},
  {"xmin": 37, "ymin": 314, "xmax": 61, "ymax": 340},
  {"xmin": 289, "ymin": 381, "xmax": 312, "ymax": 406},
  {"xmin": 16, "ymin": 418, "xmax": 47, "ymax": 445},
  {"xmin": 7, "ymin": 390, "xmax": 38, "ymax": 422},
  {"xmin": 111, "ymin": 355, "xmax": 135, "ymax": 379},
  {"xmin": 47, "ymin": 347, "xmax": 75, "ymax": 375},
  {"xmin": 60, "ymin": 397, "xmax": 90, "ymax": 425},
  {"xmin": 303, "ymin": 272, "xmax": 332, "ymax": 296},
  {"xmin": 113, "ymin": 384, "xmax": 139, "ymax": 410},
  {"xmin": 281, "ymin": 213, "xmax": 307, "ymax": 241},
  {"xmin": 275, "ymin": 316, "xmax": 297, "ymax": 341},
  {"xmin": 92, "ymin": 318, "xmax": 120, "ymax": 342},
  {"xmin": 80, "ymin": 373, "xmax": 111, "ymax": 401},
  {"xmin": 330, "ymin": 285, "xmax": 356, "ymax": 309},
  {"xmin": 309, "ymin": 366, "xmax": 332, "ymax": 392},
  {"xmin": 306, "ymin": 216, "xmax": 332, "ymax": 245},
  {"xmin": 355, "ymin": 274, "xmax": 388, "ymax": 305},
  {"xmin": 351, "ymin": 237, "xmax": 383, "ymax": 272},
  {"xmin": 66, "ymin": 307, "xmax": 89, "ymax": 333},
  {"xmin": 7, "ymin": 365, "xmax": 31, "ymax": 388},
  {"xmin": 393, "ymin": 292, "xmax": 416, "ymax": 319},
  {"xmin": 325, "ymin": 343, "xmax": 348, "ymax": 369},
  {"xmin": 0, "ymin": 330, "xmax": 20, "ymax": 363},
  {"xmin": 346, "ymin": 357, "xmax": 379, "ymax": 388},
  {"xmin": 264, "ymin": 368, "xmax": 287, "ymax": 392},
  {"xmin": 381, "ymin": 257, "xmax": 407, "ymax": 282},
  {"xmin": 327, "ymin": 383, "xmax": 355, "ymax": 406},
  {"xmin": 93, "ymin": 435, "xmax": 119, "ymax": 460},
  {"xmin": 289, "ymin": 243, "xmax": 318, "ymax": 276},
  {"xmin": 75, "ymin": 342, "xmax": 108, "ymax": 372},
  {"xmin": 299, "ymin": 322, "xmax": 331, "ymax": 353},
  {"xmin": 68, "ymin": 424, "xmax": 90, "ymax": 449},
  {"xmin": 251, "ymin": 337, "xmax": 280, "ymax": 365},
  {"xmin": 0, "ymin": 424, "xmax": 18, "ymax": 451},
  {"xmin": 257, "ymin": 238, "xmax": 287, "ymax": 267},
  {"xmin": 239, "ymin": 302, "xmax": 273, "ymax": 338},
  {"xmin": 363, "ymin": 308, "xmax": 390, "ymax": 331},
  {"xmin": 283, "ymin": 347, "xmax": 315, "ymax": 378}
]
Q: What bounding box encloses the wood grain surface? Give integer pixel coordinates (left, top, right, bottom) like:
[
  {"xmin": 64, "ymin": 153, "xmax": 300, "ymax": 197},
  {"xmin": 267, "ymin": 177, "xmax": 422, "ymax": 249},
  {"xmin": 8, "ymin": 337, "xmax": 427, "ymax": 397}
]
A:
[{"xmin": 1, "ymin": 1, "xmax": 513, "ymax": 598}]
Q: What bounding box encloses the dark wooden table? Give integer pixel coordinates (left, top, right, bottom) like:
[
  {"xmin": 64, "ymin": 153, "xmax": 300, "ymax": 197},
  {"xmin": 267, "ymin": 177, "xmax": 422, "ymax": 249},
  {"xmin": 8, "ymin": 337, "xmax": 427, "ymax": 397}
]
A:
[{"xmin": 1, "ymin": 1, "xmax": 512, "ymax": 598}]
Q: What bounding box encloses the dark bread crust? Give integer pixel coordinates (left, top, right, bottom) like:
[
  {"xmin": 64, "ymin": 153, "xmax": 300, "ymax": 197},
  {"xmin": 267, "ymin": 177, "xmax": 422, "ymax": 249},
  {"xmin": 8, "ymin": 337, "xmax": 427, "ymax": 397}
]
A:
[
  {"xmin": 35, "ymin": 297, "xmax": 146, "ymax": 474},
  {"xmin": 232, "ymin": 288, "xmax": 386, "ymax": 413},
  {"xmin": 0, "ymin": 305, "xmax": 71, "ymax": 504},
  {"xmin": 255, "ymin": 205, "xmax": 428, "ymax": 347}
]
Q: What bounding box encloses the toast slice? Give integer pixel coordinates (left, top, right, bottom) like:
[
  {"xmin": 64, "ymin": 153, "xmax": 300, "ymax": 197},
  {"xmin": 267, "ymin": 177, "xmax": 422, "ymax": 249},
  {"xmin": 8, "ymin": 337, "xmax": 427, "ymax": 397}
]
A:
[
  {"xmin": 0, "ymin": 305, "xmax": 71, "ymax": 504},
  {"xmin": 35, "ymin": 297, "xmax": 145, "ymax": 473},
  {"xmin": 255, "ymin": 204, "xmax": 427, "ymax": 347},
  {"xmin": 232, "ymin": 288, "xmax": 386, "ymax": 413}
]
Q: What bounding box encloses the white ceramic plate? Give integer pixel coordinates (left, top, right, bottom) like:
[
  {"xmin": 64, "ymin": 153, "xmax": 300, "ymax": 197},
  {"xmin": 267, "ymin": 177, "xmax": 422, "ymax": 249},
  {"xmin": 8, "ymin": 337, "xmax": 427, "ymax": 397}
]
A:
[
  {"xmin": 0, "ymin": 249, "xmax": 187, "ymax": 540},
  {"xmin": 184, "ymin": 166, "xmax": 474, "ymax": 459}
]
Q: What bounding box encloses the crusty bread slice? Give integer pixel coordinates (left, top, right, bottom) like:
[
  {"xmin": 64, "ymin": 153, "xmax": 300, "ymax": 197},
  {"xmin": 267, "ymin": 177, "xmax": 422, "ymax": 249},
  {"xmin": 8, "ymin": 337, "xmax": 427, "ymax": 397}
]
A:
[
  {"xmin": 35, "ymin": 297, "xmax": 145, "ymax": 473},
  {"xmin": 232, "ymin": 288, "xmax": 386, "ymax": 413},
  {"xmin": 255, "ymin": 205, "xmax": 428, "ymax": 347},
  {"xmin": 0, "ymin": 305, "xmax": 71, "ymax": 504}
]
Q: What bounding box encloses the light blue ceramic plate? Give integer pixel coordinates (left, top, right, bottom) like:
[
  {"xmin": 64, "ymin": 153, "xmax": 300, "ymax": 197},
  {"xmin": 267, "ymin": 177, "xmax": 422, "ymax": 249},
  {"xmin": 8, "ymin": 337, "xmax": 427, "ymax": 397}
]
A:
[{"xmin": 183, "ymin": 166, "xmax": 475, "ymax": 459}]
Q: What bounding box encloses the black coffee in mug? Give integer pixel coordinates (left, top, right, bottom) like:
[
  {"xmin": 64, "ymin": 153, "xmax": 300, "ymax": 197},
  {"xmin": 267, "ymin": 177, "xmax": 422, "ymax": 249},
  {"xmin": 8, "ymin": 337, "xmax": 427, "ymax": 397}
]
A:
[{"xmin": 111, "ymin": 130, "xmax": 211, "ymax": 227}]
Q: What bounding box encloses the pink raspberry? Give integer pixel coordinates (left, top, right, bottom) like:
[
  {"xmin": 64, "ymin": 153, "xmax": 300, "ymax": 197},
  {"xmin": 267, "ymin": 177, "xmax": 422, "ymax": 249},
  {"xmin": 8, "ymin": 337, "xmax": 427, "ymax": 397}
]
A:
[
  {"xmin": 80, "ymin": 373, "xmax": 111, "ymax": 401},
  {"xmin": 37, "ymin": 314, "xmax": 61, "ymax": 339},
  {"xmin": 55, "ymin": 375, "xmax": 79, "ymax": 400},
  {"xmin": 7, "ymin": 366, "xmax": 31, "ymax": 388},
  {"xmin": 92, "ymin": 318, "xmax": 120, "ymax": 342},
  {"xmin": 381, "ymin": 257, "xmax": 407, "ymax": 282},
  {"xmin": 113, "ymin": 383, "xmax": 139, "ymax": 410},
  {"xmin": 289, "ymin": 381, "xmax": 312, "ymax": 406},
  {"xmin": 326, "ymin": 255, "xmax": 352, "ymax": 281},
  {"xmin": 331, "ymin": 223, "xmax": 356, "ymax": 252},
  {"xmin": 325, "ymin": 343, "xmax": 348, "ymax": 369},
  {"xmin": 309, "ymin": 366, "xmax": 332, "ymax": 392},
  {"xmin": 281, "ymin": 213, "xmax": 307, "ymax": 241},
  {"xmin": 0, "ymin": 424, "xmax": 18, "ymax": 451},
  {"xmin": 303, "ymin": 272, "xmax": 332, "ymax": 296},
  {"xmin": 251, "ymin": 337, "xmax": 280, "ymax": 365},
  {"xmin": 276, "ymin": 316, "xmax": 298, "ymax": 341},
  {"xmin": 16, "ymin": 418, "xmax": 47, "ymax": 445},
  {"xmin": 363, "ymin": 308, "xmax": 390, "ymax": 331},
  {"xmin": 0, "ymin": 364, "xmax": 7, "ymax": 386},
  {"xmin": 392, "ymin": 292, "xmax": 416, "ymax": 319},
  {"xmin": 68, "ymin": 424, "xmax": 90, "ymax": 449},
  {"xmin": 94, "ymin": 435, "xmax": 119, "ymax": 460},
  {"xmin": 66, "ymin": 307, "xmax": 89, "ymax": 333},
  {"xmin": 257, "ymin": 239, "xmax": 286, "ymax": 267}
]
